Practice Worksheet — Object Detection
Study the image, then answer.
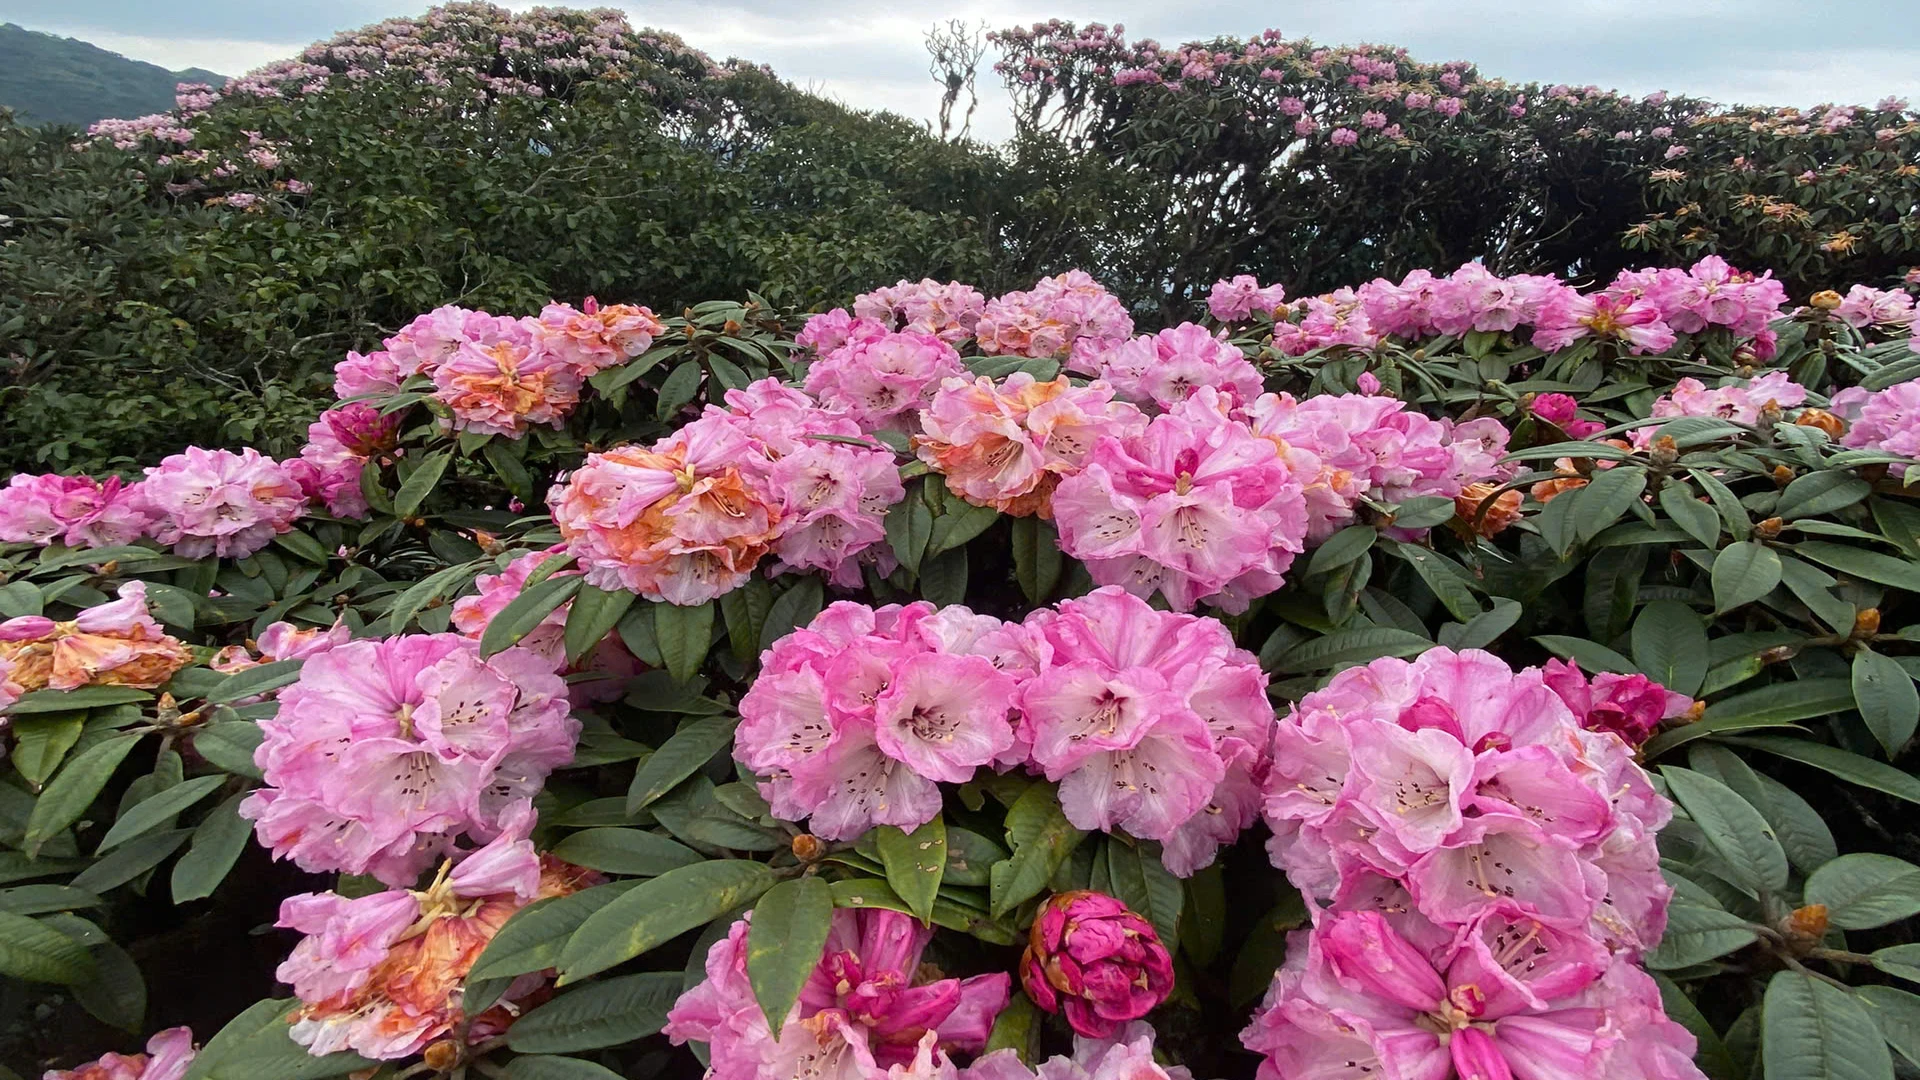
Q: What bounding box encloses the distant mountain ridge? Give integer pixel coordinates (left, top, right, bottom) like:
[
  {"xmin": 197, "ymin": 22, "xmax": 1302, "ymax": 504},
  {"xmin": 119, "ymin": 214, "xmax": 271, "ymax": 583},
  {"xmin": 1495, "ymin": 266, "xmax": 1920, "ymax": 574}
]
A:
[{"xmin": 0, "ymin": 23, "xmax": 227, "ymax": 127}]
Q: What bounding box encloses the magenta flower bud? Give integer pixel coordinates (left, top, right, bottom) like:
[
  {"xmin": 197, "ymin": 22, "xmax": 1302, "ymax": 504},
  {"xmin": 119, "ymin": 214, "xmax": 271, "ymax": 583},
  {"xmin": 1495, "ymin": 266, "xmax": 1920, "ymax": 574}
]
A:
[
  {"xmin": 1529, "ymin": 392, "xmax": 1579, "ymax": 426},
  {"xmin": 321, "ymin": 402, "xmax": 402, "ymax": 457},
  {"xmin": 1019, "ymin": 890, "xmax": 1174, "ymax": 1038}
]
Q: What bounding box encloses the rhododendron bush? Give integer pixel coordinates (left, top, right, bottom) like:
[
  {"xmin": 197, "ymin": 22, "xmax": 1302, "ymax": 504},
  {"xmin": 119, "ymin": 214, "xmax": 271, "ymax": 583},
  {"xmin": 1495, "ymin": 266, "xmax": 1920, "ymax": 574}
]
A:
[{"xmin": 7, "ymin": 259, "xmax": 1920, "ymax": 1080}]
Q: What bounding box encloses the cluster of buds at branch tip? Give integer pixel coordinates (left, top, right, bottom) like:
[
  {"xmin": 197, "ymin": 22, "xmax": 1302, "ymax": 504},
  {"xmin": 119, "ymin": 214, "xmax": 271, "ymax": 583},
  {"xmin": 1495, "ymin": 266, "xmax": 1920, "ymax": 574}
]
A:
[
  {"xmin": 791, "ymin": 833, "xmax": 826, "ymax": 863},
  {"xmin": 1795, "ymin": 409, "xmax": 1845, "ymax": 438},
  {"xmin": 1753, "ymin": 517, "xmax": 1783, "ymax": 540},
  {"xmin": 1809, "ymin": 289, "xmax": 1844, "ymax": 311},
  {"xmin": 1649, "ymin": 435, "xmax": 1680, "ymax": 467},
  {"xmin": 1779, "ymin": 904, "xmax": 1830, "ymax": 954},
  {"xmin": 1853, "ymin": 607, "xmax": 1882, "ymax": 641}
]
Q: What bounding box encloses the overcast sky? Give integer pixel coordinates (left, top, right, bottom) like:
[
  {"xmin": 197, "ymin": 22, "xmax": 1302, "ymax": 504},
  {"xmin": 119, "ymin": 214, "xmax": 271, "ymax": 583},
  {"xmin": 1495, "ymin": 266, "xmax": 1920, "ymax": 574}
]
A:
[{"xmin": 5, "ymin": 1, "xmax": 1917, "ymax": 141}]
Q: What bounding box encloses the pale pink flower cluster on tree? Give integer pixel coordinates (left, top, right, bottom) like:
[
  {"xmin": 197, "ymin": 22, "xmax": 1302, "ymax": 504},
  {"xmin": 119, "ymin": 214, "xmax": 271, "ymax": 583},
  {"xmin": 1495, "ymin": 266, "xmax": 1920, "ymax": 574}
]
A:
[
  {"xmin": 43, "ymin": 1026, "xmax": 196, "ymax": 1080},
  {"xmin": 853, "ymin": 278, "xmax": 988, "ymax": 343},
  {"xmin": 1637, "ymin": 371, "xmax": 1809, "ymax": 446},
  {"xmin": 0, "ymin": 473, "xmax": 151, "ymax": 550},
  {"xmin": 136, "ymin": 447, "xmax": 307, "ymax": 559},
  {"xmin": 1206, "ymin": 275, "xmax": 1287, "ymax": 322},
  {"xmin": 1831, "ymin": 376, "xmax": 1920, "ymax": 475},
  {"xmin": 968, "ymin": 1022, "xmax": 1192, "ymax": 1080},
  {"xmin": 802, "ymin": 321, "xmax": 969, "ymax": 433},
  {"xmin": 1071, "ymin": 323, "xmax": 1264, "ymax": 412},
  {"xmin": 664, "ymin": 907, "xmax": 1011, "ymax": 1080},
  {"xmin": 547, "ymin": 379, "xmax": 901, "ymax": 602},
  {"xmin": 914, "ymin": 373, "xmax": 1145, "ymax": 517},
  {"xmin": 238, "ymin": 634, "xmax": 578, "ymax": 886},
  {"xmin": 974, "ymin": 271, "xmax": 1136, "ymax": 362}
]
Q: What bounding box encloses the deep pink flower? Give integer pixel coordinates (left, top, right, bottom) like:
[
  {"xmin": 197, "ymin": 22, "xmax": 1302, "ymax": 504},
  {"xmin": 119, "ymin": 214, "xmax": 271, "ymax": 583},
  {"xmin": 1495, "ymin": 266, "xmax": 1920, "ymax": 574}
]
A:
[
  {"xmin": 1542, "ymin": 659, "xmax": 1692, "ymax": 745},
  {"xmin": 1021, "ymin": 891, "xmax": 1174, "ymax": 1038},
  {"xmin": 0, "ymin": 474, "xmax": 151, "ymax": 549},
  {"xmin": 1832, "ymin": 378, "xmax": 1920, "ymax": 474},
  {"xmin": 804, "ymin": 330, "xmax": 968, "ymax": 433}
]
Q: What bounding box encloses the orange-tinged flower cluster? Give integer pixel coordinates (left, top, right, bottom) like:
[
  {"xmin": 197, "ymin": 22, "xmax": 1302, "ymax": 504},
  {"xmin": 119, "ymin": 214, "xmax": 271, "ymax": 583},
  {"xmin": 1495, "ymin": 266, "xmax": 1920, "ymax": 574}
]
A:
[
  {"xmin": 0, "ymin": 582, "xmax": 190, "ymax": 699},
  {"xmin": 913, "ymin": 373, "xmax": 1145, "ymax": 518},
  {"xmin": 1454, "ymin": 482, "xmax": 1523, "ymax": 537}
]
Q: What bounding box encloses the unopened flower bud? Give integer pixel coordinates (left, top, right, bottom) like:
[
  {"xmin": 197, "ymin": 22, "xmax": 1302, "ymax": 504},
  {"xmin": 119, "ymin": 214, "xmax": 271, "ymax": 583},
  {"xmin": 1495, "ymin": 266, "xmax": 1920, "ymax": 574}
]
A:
[
  {"xmin": 722, "ymin": 319, "xmax": 743, "ymax": 336},
  {"xmin": 1782, "ymin": 904, "xmax": 1829, "ymax": 948},
  {"xmin": 1855, "ymin": 608, "xmax": 1882, "ymax": 637},
  {"xmin": 1650, "ymin": 435, "xmax": 1679, "ymax": 466},
  {"xmin": 791, "ymin": 833, "xmax": 826, "ymax": 862},
  {"xmin": 1754, "ymin": 517, "xmax": 1783, "ymax": 540},
  {"xmin": 1810, "ymin": 290, "xmax": 1843, "ymax": 310},
  {"xmin": 423, "ymin": 1039, "xmax": 461, "ymax": 1072},
  {"xmin": 1771, "ymin": 465, "xmax": 1795, "ymax": 486},
  {"xmin": 1021, "ymin": 890, "xmax": 1173, "ymax": 1038},
  {"xmin": 1795, "ymin": 409, "xmax": 1845, "ymax": 438},
  {"xmin": 1759, "ymin": 645, "xmax": 1799, "ymax": 665}
]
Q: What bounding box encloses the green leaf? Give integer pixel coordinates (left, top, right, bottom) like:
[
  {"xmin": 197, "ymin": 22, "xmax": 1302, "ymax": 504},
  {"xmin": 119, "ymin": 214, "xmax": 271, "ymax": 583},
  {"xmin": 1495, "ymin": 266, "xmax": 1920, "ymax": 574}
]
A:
[
  {"xmin": 1874, "ymin": 943, "xmax": 1920, "ymax": 985},
  {"xmin": 1532, "ymin": 635, "xmax": 1638, "ymax": 675},
  {"xmin": 1391, "ymin": 495, "xmax": 1458, "ymax": 529},
  {"xmin": 982, "ymin": 991, "xmax": 1040, "ymax": 1062},
  {"xmin": 1753, "ymin": 772, "xmax": 1839, "ymax": 875},
  {"xmin": 6, "ymin": 686, "xmax": 151, "ymax": 716},
  {"xmin": 23, "ymin": 733, "xmax": 142, "ymax": 853},
  {"xmin": 1391, "ymin": 544, "xmax": 1481, "ymax": 622},
  {"xmin": 506, "ymin": 971, "xmax": 681, "ymax": 1053},
  {"xmin": 885, "ymin": 485, "xmax": 935, "ymax": 574},
  {"xmin": 1644, "ymin": 678, "xmax": 1855, "ymax": 757},
  {"xmin": 1853, "ymin": 649, "xmax": 1919, "ymax": 757},
  {"xmin": 1653, "ymin": 971, "xmax": 1740, "ymax": 1080},
  {"xmin": 1713, "ymin": 541, "xmax": 1783, "ymax": 614},
  {"xmin": 1575, "ymin": 466, "xmax": 1648, "ymax": 541},
  {"xmin": 184, "ymin": 998, "xmax": 375, "ymax": 1080},
  {"xmin": 468, "ymin": 882, "xmax": 643, "ymax": 981},
  {"xmin": 171, "ymin": 793, "xmax": 252, "ymax": 903},
  {"xmin": 1273, "ymin": 627, "xmax": 1432, "ymax": 673},
  {"xmin": 550, "ymin": 829, "xmax": 702, "ymax": 878},
  {"xmin": 96, "ymin": 774, "xmax": 224, "ymax": 854},
  {"xmin": 746, "ymin": 876, "xmax": 834, "ymax": 1028},
  {"xmin": 503, "ymin": 1055, "xmax": 624, "ymax": 1080},
  {"xmin": 1644, "ymin": 904, "xmax": 1759, "ymax": 969},
  {"xmin": 0, "ymin": 911, "xmax": 93, "ymax": 984},
  {"xmin": 1689, "ymin": 467, "xmax": 1752, "ymax": 541},
  {"xmin": 927, "ymin": 499, "xmax": 1000, "ymax": 558},
  {"xmin": 1661, "ymin": 766, "xmax": 1788, "ymax": 893},
  {"xmin": 68, "ymin": 929, "xmax": 144, "ymax": 1032},
  {"xmin": 626, "ymin": 715, "xmax": 734, "ymax": 815},
  {"xmin": 1632, "ymin": 600, "xmax": 1708, "ymax": 696},
  {"xmin": 10, "ymin": 713, "xmax": 86, "ymax": 786},
  {"xmin": 1805, "ymin": 854, "xmax": 1920, "ymax": 930},
  {"xmin": 1307, "ymin": 526, "xmax": 1377, "ymax": 576},
  {"xmin": 0, "ymin": 886, "xmax": 100, "ymax": 916},
  {"xmin": 1794, "ymin": 541, "xmax": 1920, "ymax": 592},
  {"xmin": 1857, "ymin": 985, "xmax": 1920, "ymax": 1071},
  {"xmin": 919, "ymin": 546, "xmax": 968, "ymax": 606},
  {"xmin": 1660, "ymin": 482, "xmax": 1722, "ymax": 548},
  {"xmin": 875, "ymin": 818, "xmax": 946, "ymax": 924},
  {"xmin": 558, "ymin": 861, "xmax": 776, "ymax": 984},
  {"xmin": 391, "ymin": 448, "xmax": 452, "ymax": 519},
  {"xmin": 70, "ymin": 829, "xmax": 192, "ymax": 893},
  {"xmin": 1762, "ymin": 970, "xmax": 1892, "ymax": 1080},
  {"xmin": 205, "ymin": 659, "xmax": 304, "ymax": 705},
  {"xmin": 719, "ymin": 576, "xmax": 773, "ymax": 664},
  {"xmin": 1104, "ymin": 839, "xmax": 1182, "ymax": 946},
  {"xmin": 1778, "ymin": 472, "xmax": 1872, "ymax": 520},
  {"xmin": 759, "ymin": 578, "xmax": 824, "ymax": 655},
  {"xmin": 190, "ymin": 721, "xmax": 264, "ymax": 779},
  {"xmin": 1436, "ymin": 598, "xmax": 1522, "ymax": 652},
  {"xmin": 481, "ymin": 575, "xmax": 583, "ymax": 657},
  {"xmin": 943, "ymin": 827, "xmax": 1007, "ymax": 887},
  {"xmin": 563, "ymin": 585, "xmax": 637, "ymax": 665},
  {"xmin": 1726, "ymin": 735, "xmax": 1920, "ymax": 805},
  {"xmin": 989, "ymin": 784, "xmax": 1086, "ymax": 917},
  {"xmin": 1230, "ymin": 891, "xmax": 1309, "ymax": 1008},
  {"xmin": 1536, "ymin": 483, "xmax": 1581, "ymax": 556},
  {"xmin": 653, "ymin": 600, "xmax": 715, "ymax": 684},
  {"xmin": 483, "ymin": 440, "xmax": 536, "ymax": 501},
  {"xmin": 1010, "ymin": 516, "xmax": 1064, "ymax": 604},
  {"xmin": 1779, "ymin": 555, "xmax": 1857, "ymax": 633}
]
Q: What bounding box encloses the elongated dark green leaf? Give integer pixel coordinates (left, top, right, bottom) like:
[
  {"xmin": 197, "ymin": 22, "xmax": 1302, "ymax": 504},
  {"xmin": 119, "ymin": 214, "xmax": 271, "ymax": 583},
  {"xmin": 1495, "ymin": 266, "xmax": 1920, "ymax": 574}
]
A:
[
  {"xmin": 1392, "ymin": 495, "xmax": 1458, "ymax": 529},
  {"xmin": 1660, "ymin": 482, "xmax": 1722, "ymax": 548},
  {"xmin": 1713, "ymin": 541, "xmax": 1783, "ymax": 614},
  {"xmin": 1857, "ymin": 985, "xmax": 1920, "ymax": 1071},
  {"xmin": 989, "ymin": 784, "xmax": 1086, "ymax": 917},
  {"xmin": 10, "ymin": 713, "xmax": 85, "ymax": 785},
  {"xmin": 1653, "ymin": 971, "xmax": 1740, "ymax": 1080},
  {"xmin": 1010, "ymin": 516, "xmax": 1063, "ymax": 604},
  {"xmin": 1762, "ymin": 970, "xmax": 1892, "ymax": 1080},
  {"xmin": 1531, "ymin": 635, "xmax": 1637, "ymax": 675},
  {"xmin": 170, "ymin": 793, "xmax": 252, "ymax": 904},
  {"xmin": 184, "ymin": 997, "xmax": 374, "ymax": 1080},
  {"xmin": 1794, "ymin": 541, "xmax": 1920, "ymax": 592},
  {"xmin": 23, "ymin": 734, "xmax": 142, "ymax": 853},
  {"xmin": 96, "ymin": 774, "xmax": 224, "ymax": 854},
  {"xmin": 1575, "ymin": 465, "xmax": 1648, "ymax": 541},
  {"xmin": 1875, "ymin": 944, "xmax": 1920, "ymax": 985},
  {"xmin": 67, "ymin": 927, "xmax": 144, "ymax": 1032},
  {"xmin": 1632, "ymin": 600, "xmax": 1708, "ymax": 696},
  {"xmin": 190, "ymin": 721, "xmax": 263, "ymax": 780},
  {"xmin": 718, "ymin": 576, "xmax": 773, "ymax": 664},
  {"xmin": 1853, "ymin": 649, "xmax": 1919, "ymax": 757},
  {"xmin": 919, "ymin": 546, "xmax": 968, "ymax": 606},
  {"xmin": 0, "ymin": 886, "xmax": 100, "ymax": 916},
  {"xmin": 746, "ymin": 876, "xmax": 833, "ymax": 1028},
  {"xmin": 205, "ymin": 659, "xmax": 304, "ymax": 705},
  {"xmin": 1230, "ymin": 891, "xmax": 1310, "ymax": 1008},
  {"xmin": 759, "ymin": 577, "xmax": 824, "ymax": 656},
  {"xmin": 1274, "ymin": 627, "xmax": 1431, "ymax": 673},
  {"xmin": 1805, "ymin": 854, "xmax": 1920, "ymax": 930},
  {"xmin": 0, "ymin": 911, "xmax": 93, "ymax": 984},
  {"xmin": 391, "ymin": 448, "xmax": 452, "ymax": 519},
  {"xmin": 1726, "ymin": 734, "xmax": 1920, "ymax": 805},
  {"xmin": 383, "ymin": 562, "xmax": 479, "ymax": 635},
  {"xmin": 885, "ymin": 485, "xmax": 935, "ymax": 574},
  {"xmin": 1643, "ymin": 678, "xmax": 1855, "ymax": 757},
  {"xmin": 71, "ymin": 829, "xmax": 192, "ymax": 893},
  {"xmin": 626, "ymin": 715, "xmax": 733, "ymax": 815},
  {"xmin": 7, "ymin": 687, "xmax": 152, "ymax": 716},
  {"xmin": 558, "ymin": 861, "xmax": 776, "ymax": 983},
  {"xmin": 1661, "ymin": 766, "xmax": 1787, "ymax": 893},
  {"xmin": 507, "ymin": 971, "xmax": 682, "ymax": 1053},
  {"xmin": 653, "ymin": 600, "xmax": 714, "ymax": 684},
  {"xmin": 468, "ymin": 882, "xmax": 643, "ymax": 981},
  {"xmin": 982, "ymin": 991, "xmax": 1039, "ymax": 1062},
  {"xmin": 481, "ymin": 575, "xmax": 582, "ymax": 657},
  {"xmin": 503, "ymin": 1056, "xmax": 623, "ymax": 1080},
  {"xmin": 1307, "ymin": 526, "xmax": 1377, "ymax": 576},
  {"xmin": 1436, "ymin": 598, "xmax": 1522, "ymax": 652},
  {"xmin": 1645, "ymin": 904, "xmax": 1758, "ymax": 969},
  {"xmin": 927, "ymin": 499, "xmax": 1000, "ymax": 558},
  {"xmin": 1105, "ymin": 839, "xmax": 1182, "ymax": 946},
  {"xmin": 1752, "ymin": 772, "xmax": 1838, "ymax": 875},
  {"xmin": 1536, "ymin": 483, "xmax": 1581, "ymax": 556},
  {"xmin": 1391, "ymin": 544, "xmax": 1481, "ymax": 621},
  {"xmin": 875, "ymin": 818, "xmax": 946, "ymax": 924},
  {"xmin": 550, "ymin": 829, "xmax": 701, "ymax": 878},
  {"xmin": 1687, "ymin": 467, "xmax": 1751, "ymax": 541},
  {"xmin": 1778, "ymin": 472, "xmax": 1872, "ymax": 520},
  {"xmin": 564, "ymin": 585, "xmax": 636, "ymax": 664}
]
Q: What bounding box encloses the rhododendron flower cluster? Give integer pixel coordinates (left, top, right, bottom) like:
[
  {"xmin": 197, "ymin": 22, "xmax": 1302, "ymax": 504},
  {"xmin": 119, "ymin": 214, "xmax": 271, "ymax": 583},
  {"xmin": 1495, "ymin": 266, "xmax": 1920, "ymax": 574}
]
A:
[
  {"xmin": 914, "ymin": 373, "xmax": 1145, "ymax": 517},
  {"xmin": 0, "ymin": 582, "xmax": 191, "ymax": 694},
  {"xmin": 0, "ymin": 473, "xmax": 150, "ymax": 549},
  {"xmin": 1053, "ymin": 391, "xmax": 1309, "ymax": 611},
  {"xmin": 802, "ymin": 324, "xmax": 969, "ymax": 433},
  {"xmin": 1021, "ymin": 891, "xmax": 1174, "ymax": 1037},
  {"xmin": 664, "ymin": 906, "xmax": 1010, "ymax": 1079},
  {"xmin": 239, "ymin": 634, "xmax": 578, "ymax": 886},
  {"xmin": 1017, "ymin": 586, "xmax": 1272, "ymax": 874},
  {"xmin": 1072, "ymin": 323, "xmax": 1264, "ymax": 411},
  {"xmin": 211, "ymin": 620, "xmax": 352, "ymax": 680},
  {"xmin": 1833, "ymin": 285, "xmax": 1917, "ymax": 331},
  {"xmin": 430, "ymin": 315, "xmax": 583, "ymax": 437},
  {"xmin": 1206, "ymin": 275, "xmax": 1286, "ymax": 322},
  {"xmin": 734, "ymin": 600, "xmax": 1020, "ymax": 839},
  {"xmin": 1644, "ymin": 371, "xmax": 1809, "ymax": 432},
  {"xmin": 288, "ymin": 403, "xmax": 402, "ymax": 519},
  {"xmin": 1610, "ymin": 255, "xmax": 1789, "ymax": 339},
  {"xmin": 1543, "ymin": 659, "xmax": 1693, "ymax": 746},
  {"xmin": 1247, "ymin": 391, "xmax": 1511, "ymax": 542},
  {"xmin": 548, "ymin": 379, "xmax": 901, "ymax": 601},
  {"xmin": 1527, "ymin": 391, "xmax": 1606, "ymax": 439},
  {"xmin": 532, "ymin": 297, "xmax": 665, "ymax": 376},
  {"xmin": 278, "ymin": 825, "xmax": 597, "ymax": 1060},
  {"xmin": 854, "ymin": 278, "xmax": 987, "ymax": 343},
  {"xmin": 1831, "ymin": 377, "xmax": 1920, "ymax": 473},
  {"xmin": 974, "ymin": 271, "xmax": 1135, "ymax": 361},
  {"xmin": 136, "ymin": 447, "xmax": 306, "ymax": 559},
  {"xmin": 1533, "ymin": 289, "xmax": 1678, "ymax": 355},
  {"xmin": 447, "ymin": 546, "xmax": 644, "ymax": 702},
  {"xmin": 967, "ymin": 1023, "xmax": 1192, "ymax": 1080},
  {"xmin": 44, "ymin": 1027, "xmax": 196, "ymax": 1080}
]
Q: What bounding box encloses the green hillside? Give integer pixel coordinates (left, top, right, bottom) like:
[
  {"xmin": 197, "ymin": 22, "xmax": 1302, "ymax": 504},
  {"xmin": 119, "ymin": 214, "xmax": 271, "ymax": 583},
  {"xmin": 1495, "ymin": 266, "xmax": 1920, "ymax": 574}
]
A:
[{"xmin": 0, "ymin": 23, "xmax": 226, "ymax": 127}]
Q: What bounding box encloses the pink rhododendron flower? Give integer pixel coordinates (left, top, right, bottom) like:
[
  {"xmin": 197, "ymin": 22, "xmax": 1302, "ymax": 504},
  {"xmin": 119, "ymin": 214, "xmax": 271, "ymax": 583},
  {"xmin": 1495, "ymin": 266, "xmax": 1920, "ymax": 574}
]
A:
[
  {"xmin": 1052, "ymin": 390, "xmax": 1309, "ymax": 612},
  {"xmin": 0, "ymin": 656, "xmax": 22, "ymax": 713},
  {"xmin": 915, "ymin": 373, "xmax": 1145, "ymax": 517},
  {"xmin": 1611, "ymin": 256, "xmax": 1787, "ymax": 339},
  {"xmin": 734, "ymin": 601, "xmax": 1019, "ymax": 839},
  {"xmin": 1270, "ymin": 287, "xmax": 1382, "ymax": 355},
  {"xmin": 450, "ymin": 547, "xmax": 641, "ymax": 700},
  {"xmin": 0, "ymin": 581, "xmax": 191, "ymax": 694},
  {"xmin": 1017, "ymin": 586, "xmax": 1271, "ymax": 871},
  {"xmin": 430, "ymin": 316, "xmax": 582, "ymax": 436},
  {"xmin": 1542, "ymin": 659, "xmax": 1692, "ymax": 746},
  {"xmin": 665, "ymin": 907, "xmax": 1011, "ymax": 1079},
  {"xmin": 288, "ymin": 403, "xmax": 401, "ymax": 519},
  {"xmin": 1261, "ymin": 647, "xmax": 1673, "ymax": 954},
  {"xmin": 381, "ymin": 304, "xmax": 502, "ymax": 374},
  {"xmin": 966, "ymin": 1023, "xmax": 1193, "ymax": 1080},
  {"xmin": 1021, "ymin": 891, "xmax": 1174, "ymax": 1038},
  {"xmin": 44, "ymin": 1027, "xmax": 196, "ymax": 1080},
  {"xmin": 1533, "ymin": 290, "xmax": 1677, "ymax": 355},
  {"xmin": 975, "ymin": 271, "xmax": 1135, "ymax": 361},
  {"xmin": 1638, "ymin": 372, "xmax": 1809, "ymax": 446},
  {"xmin": 1831, "ymin": 378, "xmax": 1920, "ymax": 473},
  {"xmin": 0, "ymin": 474, "xmax": 151, "ymax": 549},
  {"xmin": 1073, "ymin": 323, "xmax": 1263, "ymax": 412},
  {"xmin": 279, "ymin": 838, "xmax": 598, "ymax": 1060},
  {"xmin": 1834, "ymin": 285, "xmax": 1917, "ymax": 330},
  {"xmin": 532, "ymin": 297, "xmax": 665, "ymax": 376},
  {"xmin": 137, "ymin": 447, "xmax": 305, "ymax": 558},
  {"xmin": 239, "ymin": 634, "xmax": 577, "ymax": 885},
  {"xmin": 855, "ymin": 279, "xmax": 987, "ymax": 343},
  {"xmin": 333, "ymin": 349, "xmax": 407, "ymax": 399},
  {"xmin": 797, "ymin": 309, "xmax": 888, "ymax": 356},
  {"xmin": 804, "ymin": 330, "xmax": 968, "ymax": 433},
  {"xmin": 1206, "ymin": 275, "xmax": 1287, "ymax": 322}
]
